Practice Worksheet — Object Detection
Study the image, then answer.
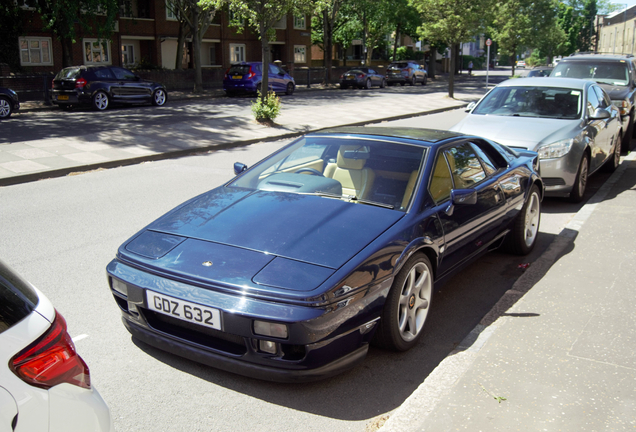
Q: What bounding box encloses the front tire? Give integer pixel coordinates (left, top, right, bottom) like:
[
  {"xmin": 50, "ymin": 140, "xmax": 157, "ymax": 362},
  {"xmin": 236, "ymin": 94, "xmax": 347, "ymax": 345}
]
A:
[
  {"xmin": 569, "ymin": 153, "xmax": 589, "ymax": 203},
  {"xmin": 92, "ymin": 91, "xmax": 109, "ymax": 111},
  {"xmin": 152, "ymin": 88, "xmax": 167, "ymax": 106},
  {"xmin": 422, "ymin": 75, "xmax": 428, "ymax": 85},
  {"xmin": 373, "ymin": 253, "xmax": 433, "ymax": 351},
  {"xmin": 410, "ymin": 76, "xmax": 416, "ymax": 86},
  {"xmin": 285, "ymin": 82, "xmax": 295, "ymax": 95},
  {"xmin": 624, "ymin": 113, "xmax": 634, "ymax": 152},
  {"xmin": 505, "ymin": 185, "xmax": 541, "ymax": 255},
  {"xmin": 0, "ymin": 96, "xmax": 12, "ymax": 119}
]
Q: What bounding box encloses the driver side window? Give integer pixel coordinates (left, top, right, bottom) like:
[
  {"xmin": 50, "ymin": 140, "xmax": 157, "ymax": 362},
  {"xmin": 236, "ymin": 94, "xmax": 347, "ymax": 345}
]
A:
[{"xmin": 445, "ymin": 144, "xmax": 487, "ymax": 189}]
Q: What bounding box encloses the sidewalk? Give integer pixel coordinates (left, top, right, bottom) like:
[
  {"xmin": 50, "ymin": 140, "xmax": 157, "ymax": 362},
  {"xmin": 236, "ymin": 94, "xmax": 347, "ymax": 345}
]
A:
[
  {"xmin": 1, "ymin": 74, "xmax": 488, "ymax": 186},
  {"xmin": 380, "ymin": 151, "xmax": 636, "ymax": 431}
]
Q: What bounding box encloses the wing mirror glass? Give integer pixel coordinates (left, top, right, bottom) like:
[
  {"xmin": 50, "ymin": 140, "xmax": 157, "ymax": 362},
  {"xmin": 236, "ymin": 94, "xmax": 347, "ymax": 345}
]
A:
[{"xmin": 234, "ymin": 162, "xmax": 248, "ymax": 175}]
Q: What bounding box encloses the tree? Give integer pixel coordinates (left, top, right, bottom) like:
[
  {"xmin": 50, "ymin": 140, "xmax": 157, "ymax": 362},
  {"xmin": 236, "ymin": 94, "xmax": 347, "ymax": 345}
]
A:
[
  {"xmin": 319, "ymin": 0, "xmax": 347, "ymax": 82},
  {"xmin": 388, "ymin": 0, "xmax": 422, "ymax": 61},
  {"xmin": 228, "ymin": 0, "xmax": 317, "ymax": 103},
  {"xmin": 33, "ymin": 0, "xmax": 119, "ymax": 67},
  {"xmin": 0, "ymin": 0, "xmax": 23, "ymax": 71},
  {"xmin": 167, "ymin": 0, "xmax": 224, "ymax": 93},
  {"xmin": 410, "ymin": 0, "xmax": 487, "ymax": 98}
]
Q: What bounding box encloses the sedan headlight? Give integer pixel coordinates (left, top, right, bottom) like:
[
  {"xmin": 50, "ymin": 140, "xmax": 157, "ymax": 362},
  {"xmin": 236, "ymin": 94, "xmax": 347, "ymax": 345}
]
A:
[
  {"xmin": 612, "ymin": 99, "xmax": 629, "ymax": 116},
  {"xmin": 537, "ymin": 138, "xmax": 574, "ymax": 159}
]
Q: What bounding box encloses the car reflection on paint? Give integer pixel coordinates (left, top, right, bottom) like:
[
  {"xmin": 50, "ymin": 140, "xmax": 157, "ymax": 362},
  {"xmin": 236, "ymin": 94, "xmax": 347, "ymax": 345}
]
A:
[{"xmin": 107, "ymin": 126, "xmax": 543, "ymax": 382}]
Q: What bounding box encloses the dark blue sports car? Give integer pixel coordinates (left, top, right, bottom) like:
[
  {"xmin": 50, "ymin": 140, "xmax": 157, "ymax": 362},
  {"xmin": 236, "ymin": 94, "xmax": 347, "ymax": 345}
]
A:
[{"xmin": 107, "ymin": 127, "xmax": 543, "ymax": 382}]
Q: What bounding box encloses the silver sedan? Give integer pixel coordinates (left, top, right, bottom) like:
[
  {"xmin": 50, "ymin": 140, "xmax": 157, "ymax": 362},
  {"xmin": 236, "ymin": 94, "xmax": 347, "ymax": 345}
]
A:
[{"xmin": 451, "ymin": 77, "xmax": 622, "ymax": 202}]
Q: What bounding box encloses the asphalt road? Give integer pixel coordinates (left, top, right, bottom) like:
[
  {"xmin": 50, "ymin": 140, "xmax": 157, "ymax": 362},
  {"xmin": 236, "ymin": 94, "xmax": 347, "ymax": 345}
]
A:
[{"xmin": 0, "ymin": 102, "xmax": 619, "ymax": 432}]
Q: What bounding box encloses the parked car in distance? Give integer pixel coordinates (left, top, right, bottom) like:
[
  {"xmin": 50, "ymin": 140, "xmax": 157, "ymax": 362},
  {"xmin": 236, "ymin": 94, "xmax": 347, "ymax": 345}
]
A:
[
  {"xmin": 224, "ymin": 62, "xmax": 295, "ymax": 96},
  {"xmin": 516, "ymin": 60, "xmax": 526, "ymax": 68},
  {"xmin": 339, "ymin": 67, "xmax": 386, "ymax": 89},
  {"xmin": 0, "ymin": 259, "xmax": 114, "ymax": 432},
  {"xmin": 51, "ymin": 65, "xmax": 167, "ymax": 111},
  {"xmin": 0, "ymin": 87, "xmax": 20, "ymax": 119},
  {"xmin": 526, "ymin": 67, "xmax": 553, "ymax": 77},
  {"xmin": 107, "ymin": 126, "xmax": 542, "ymax": 382},
  {"xmin": 451, "ymin": 77, "xmax": 622, "ymax": 202},
  {"xmin": 386, "ymin": 61, "xmax": 428, "ymax": 86},
  {"xmin": 550, "ymin": 53, "xmax": 636, "ymax": 150}
]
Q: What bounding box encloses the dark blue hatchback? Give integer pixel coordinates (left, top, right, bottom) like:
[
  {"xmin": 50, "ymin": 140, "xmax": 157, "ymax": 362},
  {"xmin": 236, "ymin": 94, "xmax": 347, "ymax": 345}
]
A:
[{"xmin": 223, "ymin": 62, "xmax": 295, "ymax": 96}]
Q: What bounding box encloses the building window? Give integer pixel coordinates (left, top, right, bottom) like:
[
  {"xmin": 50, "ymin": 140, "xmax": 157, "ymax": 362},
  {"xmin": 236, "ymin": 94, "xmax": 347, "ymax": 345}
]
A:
[
  {"xmin": 166, "ymin": 0, "xmax": 177, "ymax": 20},
  {"xmin": 293, "ymin": 15, "xmax": 306, "ymax": 30},
  {"xmin": 294, "ymin": 45, "xmax": 306, "ymax": 63},
  {"xmin": 84, "ymin": 39, "xmax": 110, "ymax": 64},
  {"xmin": 273, "ymin": 15, "xmax": 287, "ymax": 29},
  {"xmin": 19, "ymin": 37, "xmax": 52, "ymax": 65},
  {"xmin": 122, "ymin": 44, "xmax": 135, "ymax": 65},
  {"xmin": 230, "ymin": 44, "xmax": 245, "ymax": 63}
]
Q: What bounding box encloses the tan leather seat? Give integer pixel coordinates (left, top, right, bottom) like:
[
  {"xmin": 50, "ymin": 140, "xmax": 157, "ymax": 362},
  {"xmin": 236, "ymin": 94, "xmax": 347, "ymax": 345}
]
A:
[
  {"xmin": 324, "ymin": 145, "xmax": 375, "ymax": 199},
  {"xmin": 401, "ymin": 170, "xmax": 419, "ymax": 209}
]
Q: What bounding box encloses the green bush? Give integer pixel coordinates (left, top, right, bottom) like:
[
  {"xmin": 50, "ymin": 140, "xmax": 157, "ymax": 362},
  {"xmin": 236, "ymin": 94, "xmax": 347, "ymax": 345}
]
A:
[
  {"xmin": 251, "ymin": 91, "xmax": 281, "ymax": 122},
  {"xmin": 463, "ymin": 55, "xmax": 485, "ymax": 69}
]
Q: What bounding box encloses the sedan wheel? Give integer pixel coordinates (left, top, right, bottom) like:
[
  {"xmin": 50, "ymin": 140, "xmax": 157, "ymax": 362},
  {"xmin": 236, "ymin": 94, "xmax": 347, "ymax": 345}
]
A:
[
  {"xmin": 603, "ymin": 134, "xmax": 621, "ymax": 173},
  {"xmin": 92, "ymin": 91, "xmax": 109, "ymax": 111},
  {"xmin": 380, "ymin": 79, "xmax": 386, "ymax": 88},
  {"xmin": 422, "ymin": 75, "xmax": 428, "ymax": 86},
  {"xmin": 365, "ymin": 79, "xmax": 372, "ymax": 89},
  {"xmin": 152, "ymin": 89, "xmax": 167, "ymax": 106},
  {"xmin": 0, "ymin": 97, "xmax": 12, "ymax": 119},
  {"xmin": 569, "ymin": 153, "xmax": 589, "ymax": 203},
  {"xmin": 373, "ymin": 253, "xmax": 433, "ymax": 351},
  {"xmin": 410, "ymin": 76, "xmax": 416, "ymax": 86},
  {"xmin": 505, "ymin": 185, "xmax": 541, "ymax": 255},
  {"xmin": 285, "ymin": 82, "xmax": 295, "ymax": 96}
]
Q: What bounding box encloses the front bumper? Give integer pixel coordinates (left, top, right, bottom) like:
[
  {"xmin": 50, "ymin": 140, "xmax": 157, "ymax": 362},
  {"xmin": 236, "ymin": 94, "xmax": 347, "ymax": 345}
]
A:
[
  {"xmin": 537, "ymin": 150, "xmax": 582, "ymax": 197},
  {"xmin": 107, "ymin": 259, "xmax": 385, "ymax": 382}
]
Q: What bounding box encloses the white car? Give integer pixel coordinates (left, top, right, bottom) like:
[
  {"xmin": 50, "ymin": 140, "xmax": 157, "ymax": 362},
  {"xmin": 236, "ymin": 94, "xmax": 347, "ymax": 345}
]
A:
[{"xmin": 0, "ymin": 259, "xmax": 114, "ymax": 432}]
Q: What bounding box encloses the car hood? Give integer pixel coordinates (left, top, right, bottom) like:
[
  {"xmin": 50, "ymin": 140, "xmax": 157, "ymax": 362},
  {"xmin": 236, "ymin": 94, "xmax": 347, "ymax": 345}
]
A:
[
  {"xmin": 451, "ymin": 114, "xmax": 581, "ymax": 150},
  {"xmin": 596, "ymin": 83, "xmax": 629, "ymax": 101},
  {"xmin": 117, "ymin": 188, "xmax": 402, "ymax": 292}
]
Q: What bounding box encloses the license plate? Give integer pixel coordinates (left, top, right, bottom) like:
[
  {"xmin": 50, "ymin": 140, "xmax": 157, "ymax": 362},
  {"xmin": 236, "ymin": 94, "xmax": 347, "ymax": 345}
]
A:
[
  {"xmin": 146, "ymin": 290, "xmax": 222, "ymax": 330},
  {"xmin": 231, "ymin": 75, "xmax": 243, "ymax": 80},
  {"xmin": 57, "ymin": 95, "xmax": 69, "ymax": 101}
]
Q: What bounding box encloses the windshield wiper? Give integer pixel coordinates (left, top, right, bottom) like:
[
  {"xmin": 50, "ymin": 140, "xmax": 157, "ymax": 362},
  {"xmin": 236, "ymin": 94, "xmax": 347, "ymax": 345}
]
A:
[{"xmin": 299, "ymin": 192, "xmax": 395, "ymax": 209}]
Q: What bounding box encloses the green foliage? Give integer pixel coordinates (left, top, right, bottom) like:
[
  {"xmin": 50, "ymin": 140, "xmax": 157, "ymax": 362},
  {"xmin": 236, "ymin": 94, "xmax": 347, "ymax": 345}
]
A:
[
  {"xmin": 462, "ymin": 55, "xmax": 484, "ymax": 69},
  {"xmin": 0, "ymin": 0, "xmax": 23, "ymax": 71},
  {"xmin": 394, "ymin": 46, "xmax": 425, "ymax": 60},
  {"xmin": 526, "ymin": 49, "xmax": 546, "ymax": 67},
  {"xmin": 251, "ymin": 90, "xmax": 281, "ymax": 122}
]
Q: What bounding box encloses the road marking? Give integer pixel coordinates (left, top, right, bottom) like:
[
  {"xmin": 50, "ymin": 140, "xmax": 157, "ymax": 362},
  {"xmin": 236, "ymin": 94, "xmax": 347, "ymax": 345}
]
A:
[{"xmin": 72, "ymin": 334, "xmax": 88, "ymax": 343}]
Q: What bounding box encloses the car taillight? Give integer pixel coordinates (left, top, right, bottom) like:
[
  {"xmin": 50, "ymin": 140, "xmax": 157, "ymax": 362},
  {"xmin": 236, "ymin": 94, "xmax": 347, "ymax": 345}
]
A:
[
  {"xmin": 405, "ymin": 68, "xmax": 412, "ymax": 74},
  {"xmin": 247, "ymin": 67, "xmax": 256, "ymax": 79},
  {"xmin": 357, "ymin": 73, "xmax": 364, "ymax": 78},
  {"xmin": 10, "ymin": 311, "xmax": 91, "ymax": 390},
  {"xmin": 224, "ymin": 68, "xmax": 230, "ymax": 79},
  {"xmin": 75, "ymin": 78, "xmax": 87, "ymax": 89}
]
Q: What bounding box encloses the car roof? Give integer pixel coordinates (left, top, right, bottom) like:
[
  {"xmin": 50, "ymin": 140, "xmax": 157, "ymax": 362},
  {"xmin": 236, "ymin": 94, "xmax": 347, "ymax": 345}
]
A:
[
  {"xmin": 497, "ymin": 77, "xmax": 591, "ymax": 89},
  {"xmin": 559, "ymin": 54, "xmax": 634, "ymax": 62},
  {"xmin": 312, "ymin": 126, "xmax": 464, "ymax": 144}
]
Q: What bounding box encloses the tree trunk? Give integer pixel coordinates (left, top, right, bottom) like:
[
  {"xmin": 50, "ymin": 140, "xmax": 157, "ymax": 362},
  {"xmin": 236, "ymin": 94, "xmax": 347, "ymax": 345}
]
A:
[
  {"xmin": 192, "ymin": 6, "xmax": 203, "ymax": 93},
  {"xmin": 260, "ymin": 23, "xmax": 269, "ymax": 104},
  {"xmin": 510, "ymin": 53, "xmax": 516, "ymax": 76},
  {"xmin": 429, "ymin": 46, "xmax": 436, "ymax": 79},
  {"xmin": 323, "ymin": 10, "xmax": 333, "ymax": 82},
  {"xmin": 175, "ymin": 22, "xmax": 186, "ymax": 70},
  {"xmin": 392, "ymin": 23, "xmax": 401, "ymax": 61},
  {"xmin": 449, "ymin": 43, "xmax": 456, "ymax": 98},
  {"xmin": 61, "ymin": 38, "xmax": 74, "ymax": 68}
]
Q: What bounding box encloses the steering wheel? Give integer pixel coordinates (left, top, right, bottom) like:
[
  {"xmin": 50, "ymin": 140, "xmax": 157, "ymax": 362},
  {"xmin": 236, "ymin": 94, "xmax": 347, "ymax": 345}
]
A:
[{"xmin": 296, "ymin": 168, "xmax": 324, "ymax": 176}]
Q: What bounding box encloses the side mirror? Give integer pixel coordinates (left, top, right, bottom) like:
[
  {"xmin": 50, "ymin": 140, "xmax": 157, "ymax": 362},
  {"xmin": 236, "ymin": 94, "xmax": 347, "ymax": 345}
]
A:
[
  {"xmin": 234, "ymin": 162, "xmax": 248, "ymax": 175},
  {"xmin": 445, "ymin": 188, "xmax": 477, "ymax": 216},
  {"xmin": 465, "ymin": 102, "xmax": 476, "ymax": 112},
  {"xmin": 590, "ymin": 108, "xmax": 611, "ymax": 120}
]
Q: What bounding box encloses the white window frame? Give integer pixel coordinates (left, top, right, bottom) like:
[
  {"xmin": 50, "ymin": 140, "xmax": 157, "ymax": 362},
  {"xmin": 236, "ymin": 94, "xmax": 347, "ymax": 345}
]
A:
[
  {"xmin": 122, "ymin": 44, "xmax": 135, "ymax": 65},
  {"xmin": 294, "ymin": 45, "xmax": 306, "ymax": 64},
  {"xmin": 273, "ymin": 15, "xmax": 287, "ymax": 29},
  {"xmin": 83, "ymin": 39, "xmax": 111, "ymax": 65},
  {"xmin": 229, "ymin": 43, "xmax": 246, "ymax": 63},
  {"xmin": 293, "ymin": 15, "xmax": 306, "ymax": 30},
  {"xmin": 19, "ymin": 37, "xmax": 53, "ymax": 66},
  {"xmin": 166, "ymin": 0, "xmax": 177, "ymax": 20}
]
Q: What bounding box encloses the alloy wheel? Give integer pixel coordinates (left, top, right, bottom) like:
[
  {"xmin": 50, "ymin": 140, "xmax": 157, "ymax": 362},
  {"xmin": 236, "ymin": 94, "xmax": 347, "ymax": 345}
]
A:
[
  {"xmin": 397, "ymin": 262, "xmax": 432, "ymax": 342},
  {"xmin": 523, "ymin": 191, "xmax": 540, "ymax": 248},
  {"xmin": 0, "ymin": 98, "xmax": 11, "ymax": 118}
]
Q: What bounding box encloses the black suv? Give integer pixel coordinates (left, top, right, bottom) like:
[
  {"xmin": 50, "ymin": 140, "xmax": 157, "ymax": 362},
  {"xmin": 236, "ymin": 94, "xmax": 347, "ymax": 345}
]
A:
[
  {"xmin": 386, "ymin": 61, "xmax": 428, "ymax": 86},
  {"xmin": 551, "ymin": 53, "xmax": 636, "ymax": 151},
  {"xmin": 52, "ymin": 65, "xmax": 168, "ymax": 111}
]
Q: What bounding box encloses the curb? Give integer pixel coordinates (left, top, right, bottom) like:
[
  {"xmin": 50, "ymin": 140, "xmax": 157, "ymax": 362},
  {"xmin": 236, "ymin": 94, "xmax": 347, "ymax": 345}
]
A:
[
  {"xmin": 0, "ymin": 103, "xmax": 469, "ymax": 187},
  {"xmin": 377, "ymin": 150, "xmax": 636, "ymax": 432}
]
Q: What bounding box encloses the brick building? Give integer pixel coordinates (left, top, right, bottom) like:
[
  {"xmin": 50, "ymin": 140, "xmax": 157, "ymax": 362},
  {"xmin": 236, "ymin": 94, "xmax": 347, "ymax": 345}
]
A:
[{"xmin": 15, "ymin": 0, "xmax": 312, "ymax": 75}]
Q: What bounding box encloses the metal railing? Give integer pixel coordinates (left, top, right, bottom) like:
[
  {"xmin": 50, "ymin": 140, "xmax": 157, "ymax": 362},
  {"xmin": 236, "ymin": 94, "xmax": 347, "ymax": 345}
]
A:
[{"xmin": 0, "ymin": 74, "xmax": 54, "ymax": 105}]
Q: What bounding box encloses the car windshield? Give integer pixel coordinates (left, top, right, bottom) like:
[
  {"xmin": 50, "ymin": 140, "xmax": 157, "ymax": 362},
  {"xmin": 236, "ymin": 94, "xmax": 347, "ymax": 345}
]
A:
[
  {"xmin": 552, "ymin": 61, "xmax": 630, "ymax": 86},
  {"xmin": 472, "ymin": 86, "xmax": 582, "ymax": 119},
  {"xmin": 55, "ymin": 67, "xmax": 81, "ymax": 79},
  {"xmin": 229, "ymin": 136, "xmax": 427, "ymax": 211}
]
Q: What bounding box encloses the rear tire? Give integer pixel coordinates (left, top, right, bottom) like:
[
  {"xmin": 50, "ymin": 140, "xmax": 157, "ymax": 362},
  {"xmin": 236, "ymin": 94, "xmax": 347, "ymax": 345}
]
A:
[
  {"xmin": 92, "ymin": 91, "xmax": 109, "ymax": 111},
  {"xmin": 380, "ymin": 79, "xmax": 386, "ymax": 88},
  {"xmin": 624, "ymin": 113, "xmax": 634, "ymax": 152},
  {"xmin": 603, "ymin": 134, "xmax": 621, "ymax": 173},
  {"xmin": 373, "ymin": 253, "xmax": 433, "ymax": 351},
  {"xmin": 569, "ymin": 153, "xmax": 589, "ymax": 203},
  {"xmin": 0, "ymin": 96, "xmax": 12, "ymax": 119},
  {"xmin": 365, "ymin": 79, "xmax": 372, "ymax": 89},
  {"xmin": 505, "ymin": 185, "xmax": 541, "ymax": 255},
  {"xmin": 410, "ymin": 76, "xmax": 416, "ymax": 86}
]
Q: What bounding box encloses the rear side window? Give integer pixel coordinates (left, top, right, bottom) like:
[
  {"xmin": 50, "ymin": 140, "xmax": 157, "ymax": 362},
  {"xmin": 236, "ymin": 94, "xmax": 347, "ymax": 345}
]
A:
[
  {"xmin": 0, "ymin": 263, "xmax": 38, "ymax": 334},
  {"xmin": 94, "ymin": 68, "xmax": 115, "ymax": 79}
]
